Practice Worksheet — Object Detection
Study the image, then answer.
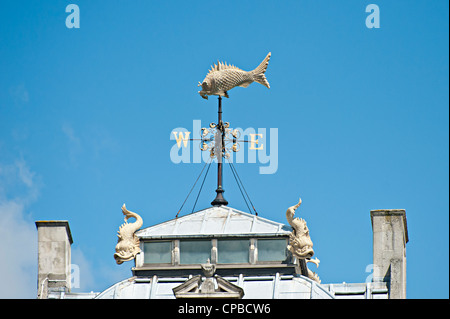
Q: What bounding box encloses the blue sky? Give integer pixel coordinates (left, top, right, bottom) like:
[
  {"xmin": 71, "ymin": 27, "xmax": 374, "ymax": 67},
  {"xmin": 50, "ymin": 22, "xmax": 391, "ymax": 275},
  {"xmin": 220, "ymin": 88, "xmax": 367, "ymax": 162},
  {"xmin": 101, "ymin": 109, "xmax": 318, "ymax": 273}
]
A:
[{"xmin": 0, "ymin": 0, "xmax": 448, "ymax": 298}]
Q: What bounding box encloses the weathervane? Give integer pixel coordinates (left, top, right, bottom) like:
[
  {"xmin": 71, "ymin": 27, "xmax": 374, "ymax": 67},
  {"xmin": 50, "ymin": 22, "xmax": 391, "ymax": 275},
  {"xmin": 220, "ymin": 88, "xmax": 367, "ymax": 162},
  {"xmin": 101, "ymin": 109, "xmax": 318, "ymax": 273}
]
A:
[{"xmin": 197, "ymin": 52, "xmax": 271, "ymax": 206}]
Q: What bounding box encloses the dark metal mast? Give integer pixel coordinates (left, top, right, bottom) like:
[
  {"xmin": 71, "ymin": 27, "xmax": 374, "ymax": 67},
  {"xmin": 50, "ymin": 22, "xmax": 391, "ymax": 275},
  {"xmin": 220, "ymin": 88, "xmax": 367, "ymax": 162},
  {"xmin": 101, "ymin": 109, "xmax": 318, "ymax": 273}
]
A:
[{"xmin": 211, "ymin": 96, "xmax": 228, "ymax": 206}]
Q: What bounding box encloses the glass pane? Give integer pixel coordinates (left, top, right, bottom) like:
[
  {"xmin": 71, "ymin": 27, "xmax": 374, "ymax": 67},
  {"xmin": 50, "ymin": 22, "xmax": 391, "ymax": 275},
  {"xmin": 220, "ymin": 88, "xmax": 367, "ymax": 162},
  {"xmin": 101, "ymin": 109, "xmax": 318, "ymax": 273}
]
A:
[
  {"xmin": 217, "ymin": 239, "xmax": 249, "ymax": 264},
  {"xmin": 144, "ymin": 241, "xmax": 172, "ymax": 264},
  {"xmin": 180, "ymin": 240, "xmax": 211, "ymax": 265},
  {"xmin": 258, "ymin": 238, "xmax": 287, "ymax": 262}
]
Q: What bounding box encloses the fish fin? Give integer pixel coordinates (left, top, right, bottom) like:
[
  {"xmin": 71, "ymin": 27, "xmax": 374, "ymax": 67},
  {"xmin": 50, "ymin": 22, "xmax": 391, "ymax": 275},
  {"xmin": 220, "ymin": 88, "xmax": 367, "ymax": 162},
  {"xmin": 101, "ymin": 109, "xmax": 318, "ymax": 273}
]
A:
[
  {"xmin": 239, "ymin": 82, "xmax": 251, "ymax": 88},
  {"xmin": 208, "ymin": 60, "xmax": 243, "ymax": 74},
  {"xmin": 251, "ymin": 52, "xmax": 271, "ymax": 89}
]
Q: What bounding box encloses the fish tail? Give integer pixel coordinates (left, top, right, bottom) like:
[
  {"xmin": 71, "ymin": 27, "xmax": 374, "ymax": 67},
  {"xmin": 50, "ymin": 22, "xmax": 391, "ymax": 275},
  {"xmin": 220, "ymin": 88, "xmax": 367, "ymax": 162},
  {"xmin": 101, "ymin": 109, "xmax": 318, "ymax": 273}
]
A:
[{"xmin": 251, "ymin": 52, "xmax": 271, "ymax": 89}]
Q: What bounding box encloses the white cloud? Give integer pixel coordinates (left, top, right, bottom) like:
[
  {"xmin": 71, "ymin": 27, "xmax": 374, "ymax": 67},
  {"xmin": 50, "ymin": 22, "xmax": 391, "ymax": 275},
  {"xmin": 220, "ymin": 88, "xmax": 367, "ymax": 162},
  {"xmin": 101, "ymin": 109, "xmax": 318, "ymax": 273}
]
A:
[
  {"xmin": 9, "ymin": 84, "xmax": 29, "ymax": 105},
  {"xmin": 71, "ymin": 247, "xmax": 96, "ymax": 292},
  {"xmin": 0, "ymin": 160, "xmax": 39, "ymax": 298},
  {"xmin": 16, "ymin": 160, "xmax": 34, "ymax": 188},
  {"xmin": 61, "ymin": 123, "xmax": 119, "ymax": 167},
  {"xmin": 89, "ymin": 127, "xmax": 119, "ymax": 160},
  {"xmin": 62, "ymin": 123, "xmax": 82, "ymax": 166},
  {"xmin": 0, "ymin": 159, "xmax": 100, "ymax": 298}
]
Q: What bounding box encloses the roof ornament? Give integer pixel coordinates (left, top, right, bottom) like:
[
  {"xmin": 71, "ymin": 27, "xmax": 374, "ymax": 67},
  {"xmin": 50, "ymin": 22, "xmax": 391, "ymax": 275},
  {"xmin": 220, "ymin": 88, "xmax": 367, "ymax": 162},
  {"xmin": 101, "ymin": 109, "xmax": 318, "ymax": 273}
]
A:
[
  {"xmin": 201, "ymin": 258, "xmax": 216, "ymax": 278},
  {"xmin": 286, "ymin": 198, "xmax": 321, "ymax": 283},
  {"xmin": 197, "ymin": 53, "xmax": 271, "ymax": 208},
  {"xmin": 198, "ymin": 52, "xmax": 271, "ymax": 100},
  {"xmin": 200, "ymin": 259, "xmax": 216, "ymax": 294},
  {"xmin": 114, "ymin": 204, "xmax": 143, "ymax": 264},
  {"xmin": 172, "ymin": 259, "xmax": 244, "ymax": 298}
]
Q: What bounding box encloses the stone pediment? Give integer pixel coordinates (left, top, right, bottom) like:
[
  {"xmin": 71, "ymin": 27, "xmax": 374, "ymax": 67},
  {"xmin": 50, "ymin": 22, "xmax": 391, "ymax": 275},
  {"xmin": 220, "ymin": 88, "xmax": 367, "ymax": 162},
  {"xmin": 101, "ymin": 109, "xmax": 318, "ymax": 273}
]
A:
[
  {"xmin": 172, "ymin": 275, "xmax": 244, "ymax": 299},
  {"xmin": 172, "ymin": 259, "xmax": 244, "ymax": 298}
]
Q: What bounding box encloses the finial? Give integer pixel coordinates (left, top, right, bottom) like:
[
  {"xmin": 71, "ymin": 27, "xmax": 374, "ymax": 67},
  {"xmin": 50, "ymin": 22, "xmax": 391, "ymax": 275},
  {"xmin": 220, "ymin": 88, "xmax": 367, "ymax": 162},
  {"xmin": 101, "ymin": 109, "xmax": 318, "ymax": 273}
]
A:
[{"xmin": 201, "ymin": 258, "xmax": 216, "ymax": 278}]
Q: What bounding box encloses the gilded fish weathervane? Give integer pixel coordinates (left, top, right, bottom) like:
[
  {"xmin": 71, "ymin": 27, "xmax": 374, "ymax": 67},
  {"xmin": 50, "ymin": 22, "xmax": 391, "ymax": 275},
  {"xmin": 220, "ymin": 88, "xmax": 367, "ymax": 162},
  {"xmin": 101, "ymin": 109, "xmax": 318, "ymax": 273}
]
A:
[
  {"xmin": 198, "ymin": 52, "xmax": 271, "ymax": 99},
  {"xmin": 195, "ymin": 52, "xmax": 272, "ymax": 208}
]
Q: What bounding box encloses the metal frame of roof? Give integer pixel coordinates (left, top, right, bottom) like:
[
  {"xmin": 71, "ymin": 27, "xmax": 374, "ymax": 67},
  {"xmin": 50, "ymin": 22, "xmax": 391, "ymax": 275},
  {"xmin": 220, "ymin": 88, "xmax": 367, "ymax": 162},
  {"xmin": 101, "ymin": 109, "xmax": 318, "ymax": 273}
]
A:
[
  {"xmin": 136, "ymin": 205, "xmax": 292, "ymax": 239},
  {"xmin": 92, "ymin": 274, "xmax": 336, "ymax": 299}
]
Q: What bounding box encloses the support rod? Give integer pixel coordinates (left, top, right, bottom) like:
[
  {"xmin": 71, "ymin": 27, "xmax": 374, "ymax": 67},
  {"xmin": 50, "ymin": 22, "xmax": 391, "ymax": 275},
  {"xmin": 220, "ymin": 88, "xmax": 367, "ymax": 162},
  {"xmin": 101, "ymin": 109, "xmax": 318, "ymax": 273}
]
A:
[{"xmin": 211, "ymin": 96, "xmax": 228, "ymax": 206}]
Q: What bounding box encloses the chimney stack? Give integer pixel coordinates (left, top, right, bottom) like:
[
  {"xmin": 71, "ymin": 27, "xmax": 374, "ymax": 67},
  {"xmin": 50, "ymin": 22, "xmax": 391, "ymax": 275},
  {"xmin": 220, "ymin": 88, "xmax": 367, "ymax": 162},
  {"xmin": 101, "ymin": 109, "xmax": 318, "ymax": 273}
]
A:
[
  {"xmin": 35, "ymin": 221, "xmax": 73, "ymax": 299},
  {"xmin": 370, "ymin": 209, "xmax": 408, "ymax": 299}
]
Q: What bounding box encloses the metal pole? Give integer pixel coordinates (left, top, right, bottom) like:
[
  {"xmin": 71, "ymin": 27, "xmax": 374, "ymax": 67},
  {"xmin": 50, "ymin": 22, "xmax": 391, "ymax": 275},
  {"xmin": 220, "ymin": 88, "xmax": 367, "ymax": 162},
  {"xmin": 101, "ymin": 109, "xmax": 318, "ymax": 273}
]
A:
[{"xmin": 211, "ymin": 96, "xmax": 228, "ymax": 206}]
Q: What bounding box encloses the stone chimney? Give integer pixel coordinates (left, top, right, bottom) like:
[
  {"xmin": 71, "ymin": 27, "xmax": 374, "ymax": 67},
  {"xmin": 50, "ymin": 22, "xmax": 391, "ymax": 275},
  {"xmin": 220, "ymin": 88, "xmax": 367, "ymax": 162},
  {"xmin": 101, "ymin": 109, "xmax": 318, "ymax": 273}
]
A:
[
  {"xmin": 35, "ymin": 221, "xmax": 73, "ymax": 299},
  {"xmin": 370, "ymin": 210, "xmax": 408, "ymax": 299}
]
